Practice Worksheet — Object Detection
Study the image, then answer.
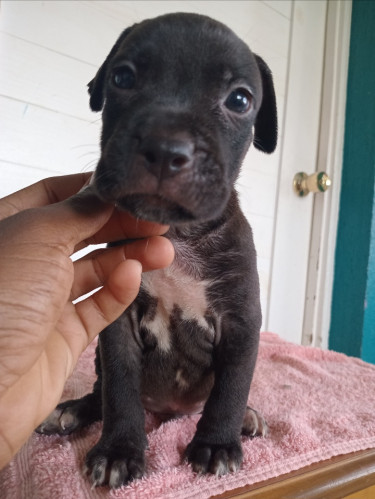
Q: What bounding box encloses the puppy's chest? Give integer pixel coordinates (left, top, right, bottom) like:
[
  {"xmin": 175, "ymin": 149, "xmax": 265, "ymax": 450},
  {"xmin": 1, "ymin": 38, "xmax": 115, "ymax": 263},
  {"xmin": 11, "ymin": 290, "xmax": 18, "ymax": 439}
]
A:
[{"xmin": 139, "ymin": 261, "xmax": 216, "ymax": 352}]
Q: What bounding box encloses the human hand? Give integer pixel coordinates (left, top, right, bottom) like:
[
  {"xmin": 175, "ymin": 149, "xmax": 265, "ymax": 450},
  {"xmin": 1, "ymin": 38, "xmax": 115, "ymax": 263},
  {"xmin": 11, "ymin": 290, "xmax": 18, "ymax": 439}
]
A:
[{"xmin": 0, "ymin": 173, "xmax": 174, "ymax": 468}]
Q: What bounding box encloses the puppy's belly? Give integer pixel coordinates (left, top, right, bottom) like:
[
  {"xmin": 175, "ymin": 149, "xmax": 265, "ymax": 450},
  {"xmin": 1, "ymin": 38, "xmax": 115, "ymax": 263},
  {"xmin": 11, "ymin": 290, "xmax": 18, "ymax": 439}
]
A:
[
  {"xmin": 140, "ymin": 361, "xmax": 215, "ymax": 416},
  {"xmin": 141, "ymin": 395, "xmax": 206, "ymax": 416},
  {"xmin": 139, "ymin": 315, "xmax": 216, "ymax": 416},
  {"xmin": 140, "ymin": 263, "xmax": 214, "ymax": 352},
  {"xmin": 138, "ymin": 264, "xmax": 217, "ymax": 415}
]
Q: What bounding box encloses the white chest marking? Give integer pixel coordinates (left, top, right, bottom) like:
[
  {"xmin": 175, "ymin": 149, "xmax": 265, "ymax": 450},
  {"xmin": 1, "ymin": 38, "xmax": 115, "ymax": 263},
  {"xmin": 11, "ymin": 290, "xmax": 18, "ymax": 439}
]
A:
[{"xmin": 141, "ymin": 262, "xmax": 211, "ymax": 352}]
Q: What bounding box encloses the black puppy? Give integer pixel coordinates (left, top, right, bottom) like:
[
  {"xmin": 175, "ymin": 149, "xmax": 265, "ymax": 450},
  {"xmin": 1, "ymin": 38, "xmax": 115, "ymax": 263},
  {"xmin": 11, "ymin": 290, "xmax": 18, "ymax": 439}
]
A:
[{"xmin": 37, "ymin": 13, "xmax": 277, "ymax": 488}]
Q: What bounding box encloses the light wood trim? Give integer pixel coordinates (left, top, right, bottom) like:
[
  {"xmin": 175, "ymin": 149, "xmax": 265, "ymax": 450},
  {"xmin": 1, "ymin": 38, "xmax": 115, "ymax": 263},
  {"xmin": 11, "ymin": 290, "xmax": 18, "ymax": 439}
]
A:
[
  {"xmin": 344, "ymin": 484, "xmax": 375, "ymax": 499},
  {"xmin": 214, "ymin": 449, "xmax": 375, "ymax": 499}
]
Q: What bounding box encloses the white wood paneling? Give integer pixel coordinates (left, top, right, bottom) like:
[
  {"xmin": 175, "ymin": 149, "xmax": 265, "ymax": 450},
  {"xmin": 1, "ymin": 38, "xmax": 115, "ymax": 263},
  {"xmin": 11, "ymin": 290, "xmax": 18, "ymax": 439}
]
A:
[
  {"xmin": 0, "ymin": 1, "xmax": 291, "ymax": 74},
  {"xmin": 0, "ymin": 96, "xmax": 100, "ymax": 176},
  {"xmin": 0, "ymin": 32, "xmax": 95, "ymax": 120},
  {"xmin": 0, "ymin": 0, "xmax": 121, "ymax": 66},
  {"xmin": 263, "ymin": 1, "xmax": 292, "ymax": 18},
  {"xmin": 0, "ymin": 160, "xmax": 57, "ymax": 197}
]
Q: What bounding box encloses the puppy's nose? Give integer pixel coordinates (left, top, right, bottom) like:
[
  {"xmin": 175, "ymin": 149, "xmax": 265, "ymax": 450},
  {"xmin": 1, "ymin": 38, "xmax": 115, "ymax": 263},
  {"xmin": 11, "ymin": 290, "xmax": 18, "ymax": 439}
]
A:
[{"xmin": 140, "ymin": 136, "xmax": 194, "ymax": 179}]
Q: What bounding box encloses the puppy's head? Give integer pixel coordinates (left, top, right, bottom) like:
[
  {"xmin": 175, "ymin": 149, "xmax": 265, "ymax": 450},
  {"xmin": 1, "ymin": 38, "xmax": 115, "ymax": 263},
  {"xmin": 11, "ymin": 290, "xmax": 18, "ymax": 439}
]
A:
[{"xmin": 89, "ymin": 13, "xmax": 277, "ymax": 224}]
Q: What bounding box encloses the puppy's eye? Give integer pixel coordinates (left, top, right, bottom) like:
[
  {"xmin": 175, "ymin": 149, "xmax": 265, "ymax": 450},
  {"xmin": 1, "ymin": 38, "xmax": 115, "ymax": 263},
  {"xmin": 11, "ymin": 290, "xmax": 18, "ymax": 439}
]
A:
[
  {"xmin": 225, "ymin": 88, "xmax": 253, "ymax": 113},
  {"xmin": 112, "ymin": 66, "xmax": 136, "ymax": 89}
]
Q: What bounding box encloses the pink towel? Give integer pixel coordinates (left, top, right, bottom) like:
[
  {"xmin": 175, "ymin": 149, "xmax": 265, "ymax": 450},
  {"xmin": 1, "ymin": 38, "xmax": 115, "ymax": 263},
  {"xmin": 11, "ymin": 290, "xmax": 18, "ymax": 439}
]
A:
[{"xmin": 1, "ymin": 332, "xmax": 375, "ymax": 498}]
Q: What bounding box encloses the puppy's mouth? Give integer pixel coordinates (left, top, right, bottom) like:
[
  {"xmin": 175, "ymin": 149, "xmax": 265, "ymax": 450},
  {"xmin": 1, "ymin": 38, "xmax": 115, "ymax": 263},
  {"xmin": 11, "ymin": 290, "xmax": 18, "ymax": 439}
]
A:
[{"xmin": 116, "ymin": 194, "xmax": 195, "ymax": 224}]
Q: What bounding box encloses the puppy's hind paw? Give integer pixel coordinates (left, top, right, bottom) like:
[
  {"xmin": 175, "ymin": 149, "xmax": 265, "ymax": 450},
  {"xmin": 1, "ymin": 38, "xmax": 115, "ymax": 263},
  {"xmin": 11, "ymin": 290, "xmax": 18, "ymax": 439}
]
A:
[
  {"xmin": 36, "ymin": 406, "xmax": 80, "ymax": 436},
  {"xmin": 36, "ymin": 394, "xmax": 101, "ymax": 435},
  {"xmin": 241, "ymin": 406, "xmax": 268, "ymax": 438}
]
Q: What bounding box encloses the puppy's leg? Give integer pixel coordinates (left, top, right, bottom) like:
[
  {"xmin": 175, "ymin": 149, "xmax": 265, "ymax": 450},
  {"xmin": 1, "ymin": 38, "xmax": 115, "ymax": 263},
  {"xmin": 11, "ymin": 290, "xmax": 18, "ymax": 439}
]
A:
[
  {"xmin": 84, "ymin": 315, "xmax": 147, "ymax": 489},
  {"xmin": 186, "ymin": 317, "xmax": 259, "ymax": 476},
  {"xmin": 36, "ymin": 345, "xmax": 103, "ymax": 435}
]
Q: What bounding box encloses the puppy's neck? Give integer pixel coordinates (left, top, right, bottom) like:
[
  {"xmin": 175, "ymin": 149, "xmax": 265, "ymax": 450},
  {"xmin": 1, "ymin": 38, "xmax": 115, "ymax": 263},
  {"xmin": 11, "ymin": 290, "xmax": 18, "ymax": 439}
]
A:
[{"xmin": 167, "ymin": 189, "xmax": 240, "ymax": 242}]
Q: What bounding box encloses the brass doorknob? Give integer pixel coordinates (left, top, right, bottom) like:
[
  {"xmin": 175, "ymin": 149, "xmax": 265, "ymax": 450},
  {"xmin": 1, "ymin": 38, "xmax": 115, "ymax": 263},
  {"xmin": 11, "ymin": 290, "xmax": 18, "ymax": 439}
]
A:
[{"xmin": 293, "ymin": 172, "xmax": 332, "ymax": 197}]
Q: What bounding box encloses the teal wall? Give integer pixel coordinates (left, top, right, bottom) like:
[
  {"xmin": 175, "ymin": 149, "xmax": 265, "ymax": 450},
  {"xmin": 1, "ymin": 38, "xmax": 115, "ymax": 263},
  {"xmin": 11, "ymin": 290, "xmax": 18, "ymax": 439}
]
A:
[
  {"xmin": 362, "ymin": 190, "xmax": 375, "ymax": 362},
  {"xmin": 329, "ymin": 0, "xmax": 375, "ymax": 362}
]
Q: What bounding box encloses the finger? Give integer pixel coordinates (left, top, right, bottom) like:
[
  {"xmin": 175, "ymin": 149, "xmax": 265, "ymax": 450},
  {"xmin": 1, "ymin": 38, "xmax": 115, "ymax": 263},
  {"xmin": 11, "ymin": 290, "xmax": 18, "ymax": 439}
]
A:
[
  {"xmin": 1, "ymin": 186, "xmax": 168, "ymax": 258},
  {"xmin": 62, "ymin": 188, "xmax": 169, "ymax": 252},
  {"xmin": 51, "ymin": 187, "xmax": 169, "ymax": 253},
  {"xmin": 75, "ymin": 259, "xmax": 142, "ymax": 343},
  {"xmin": 0, "ymin": 173, "xmax": 92, "ymax": 221},
  {"xmin": 71, "ymin": 236, "xmax": 174, "ymax": 300},
  {"xmin": 79, "ymin": 208, "xmax": 170, "ymax": 249}
]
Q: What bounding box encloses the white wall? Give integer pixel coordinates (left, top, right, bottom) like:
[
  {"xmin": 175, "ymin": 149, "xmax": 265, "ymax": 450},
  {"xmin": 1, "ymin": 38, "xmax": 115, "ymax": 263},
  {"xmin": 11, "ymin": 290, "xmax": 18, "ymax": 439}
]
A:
[{"xmin": 0, "ymin": 0, "xmax": 292, "ymax": 321}]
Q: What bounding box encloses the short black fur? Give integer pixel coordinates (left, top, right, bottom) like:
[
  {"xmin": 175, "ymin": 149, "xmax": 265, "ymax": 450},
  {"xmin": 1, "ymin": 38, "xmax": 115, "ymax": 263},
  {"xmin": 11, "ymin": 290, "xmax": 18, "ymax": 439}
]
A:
[{"xmin": 37, "ymin": 12, "xmax": 277, "ymax": 488}]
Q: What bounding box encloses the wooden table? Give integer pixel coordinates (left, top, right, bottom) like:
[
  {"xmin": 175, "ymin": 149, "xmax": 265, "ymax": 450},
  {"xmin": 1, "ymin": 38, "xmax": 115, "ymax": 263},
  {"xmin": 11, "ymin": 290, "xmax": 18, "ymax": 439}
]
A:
[{"xmin": 215, "ymin": 448, "xmax": 375, "ymax": 499}]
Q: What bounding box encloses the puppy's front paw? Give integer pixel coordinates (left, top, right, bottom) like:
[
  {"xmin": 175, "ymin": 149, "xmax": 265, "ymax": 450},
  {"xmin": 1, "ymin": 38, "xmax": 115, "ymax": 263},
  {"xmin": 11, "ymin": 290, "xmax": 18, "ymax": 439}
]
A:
[
  {"xmin": 84, "ymin": 441, "xmax": 146, "ymax": 488},
  {"xmin": 185, "ymin": 438, "xmax": 243, "ymax": 476}
]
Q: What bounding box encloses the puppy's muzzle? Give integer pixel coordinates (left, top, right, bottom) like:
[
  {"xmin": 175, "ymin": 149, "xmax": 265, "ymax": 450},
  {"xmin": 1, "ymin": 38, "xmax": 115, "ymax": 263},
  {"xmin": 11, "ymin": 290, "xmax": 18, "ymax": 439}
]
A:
[
  {"xmin": 93, "ymin": 108, "xmax": 227, "ymax": 224},
  {"xmin": 139, "ymin": 134, "xmax": 195, "ymax": 180}
]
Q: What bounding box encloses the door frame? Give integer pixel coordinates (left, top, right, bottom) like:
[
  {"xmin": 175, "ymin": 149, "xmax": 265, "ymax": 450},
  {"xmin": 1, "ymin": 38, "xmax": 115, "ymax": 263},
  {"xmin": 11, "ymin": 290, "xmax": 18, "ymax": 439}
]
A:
[{"xmin": 267, "ymin": 0, "xmax": 352, "ymax": 347}]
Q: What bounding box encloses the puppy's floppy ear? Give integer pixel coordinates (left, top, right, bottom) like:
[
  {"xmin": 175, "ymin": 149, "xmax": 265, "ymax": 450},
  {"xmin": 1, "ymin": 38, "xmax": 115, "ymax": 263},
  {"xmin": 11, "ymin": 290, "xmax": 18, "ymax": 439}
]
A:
[
  {"xmin": 88, "ymin": 26, "xmax": 134, "ymax": 112},
  {"xmin": 253, "ymin": 54, "xmax": 278, "ymax": 153}
]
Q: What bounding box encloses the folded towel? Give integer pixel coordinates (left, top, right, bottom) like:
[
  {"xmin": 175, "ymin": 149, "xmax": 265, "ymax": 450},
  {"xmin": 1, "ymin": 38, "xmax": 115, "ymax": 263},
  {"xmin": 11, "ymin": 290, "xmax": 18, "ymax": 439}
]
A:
[{"xmin": 1, "ymin": 332, "xmax": 375, "ymax": 498}]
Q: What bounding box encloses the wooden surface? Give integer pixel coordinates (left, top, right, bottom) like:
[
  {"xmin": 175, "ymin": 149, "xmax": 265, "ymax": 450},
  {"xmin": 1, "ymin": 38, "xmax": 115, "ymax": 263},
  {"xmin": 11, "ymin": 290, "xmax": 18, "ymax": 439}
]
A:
[
  {"xmin": 345, "ymin": 484, "xmax": 375, "ymax": 499},
  {"xmin": 214, "ymin": 448, "xmax": 375, "ymax": 499}
]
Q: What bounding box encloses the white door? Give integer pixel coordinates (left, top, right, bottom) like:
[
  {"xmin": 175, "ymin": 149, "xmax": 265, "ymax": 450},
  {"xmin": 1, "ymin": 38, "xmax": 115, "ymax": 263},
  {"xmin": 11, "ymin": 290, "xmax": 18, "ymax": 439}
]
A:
[
  {"xmin": 267, "ymin": 0, "xmax": 351, "ymax": 347},
  {"xmin": 0, "ymin": 1, "xmax": 350, "ymax": 346}
]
